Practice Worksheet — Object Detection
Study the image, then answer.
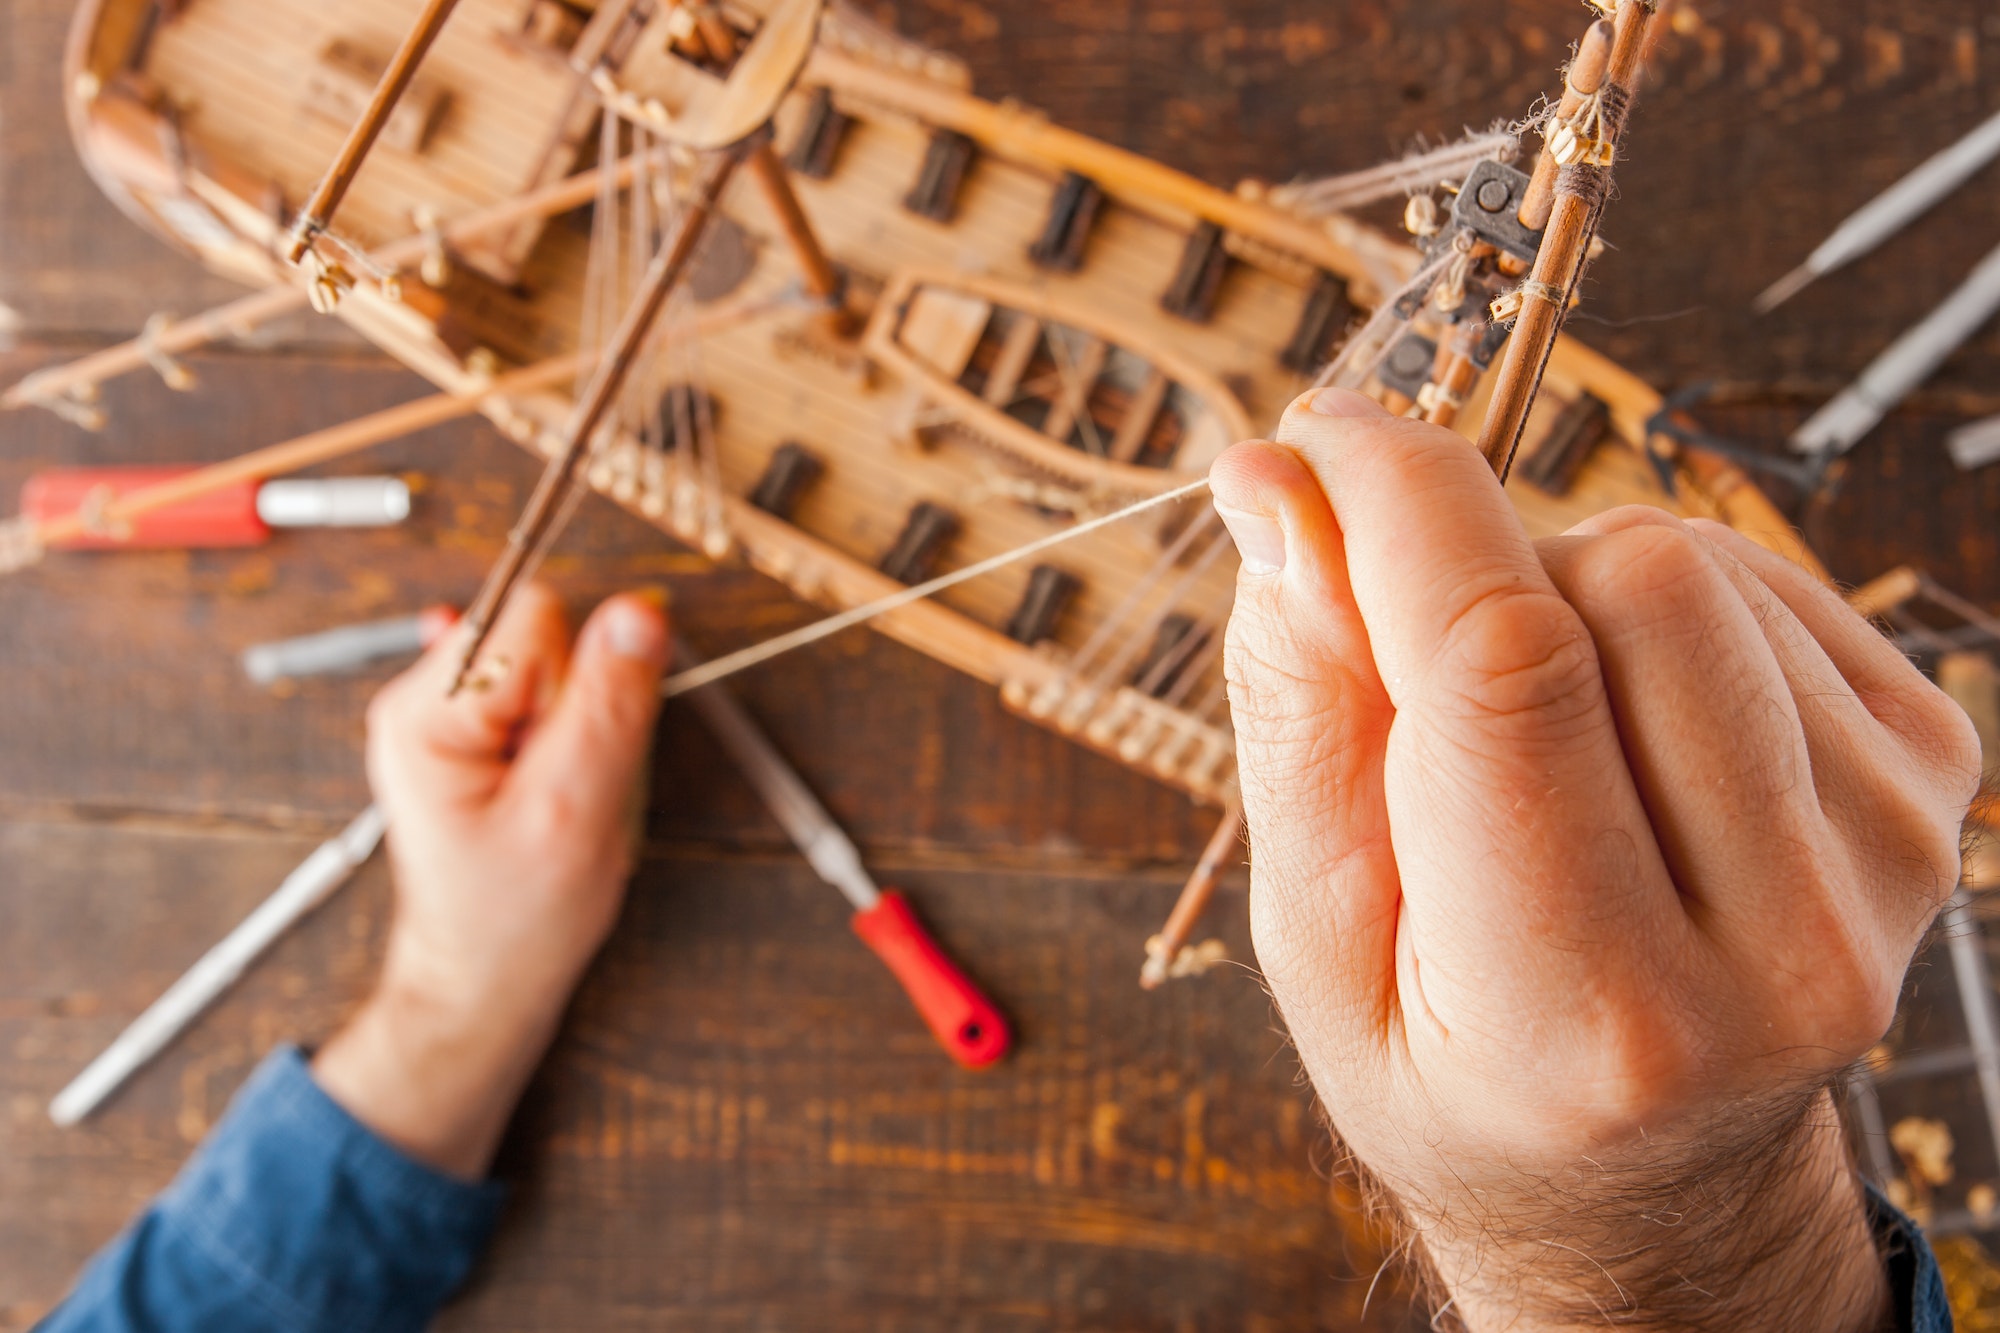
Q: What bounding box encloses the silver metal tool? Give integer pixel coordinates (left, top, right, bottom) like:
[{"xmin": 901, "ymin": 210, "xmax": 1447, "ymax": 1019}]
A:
[
  {"xmin": 1757, "ymin": 107, "xmax": 2000, "ymax": 314},
  {"xmin": 678, "ymin": 663, "xmax": 879, "ymax": 911}
]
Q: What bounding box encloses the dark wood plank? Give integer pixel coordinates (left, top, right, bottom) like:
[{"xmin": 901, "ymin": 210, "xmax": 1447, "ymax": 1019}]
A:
[
  {"xmin": 0, "ymin": 821, "xmax": 1383, "ymax": 1333},
  {"xmin": 1698, "ymin": 401, "xmax": 2000, "ymax": 607},
  {"xmin": 0, "ymin": 819, "xmax": 393, "ymax": 1332},
  {"xmin": 4, "ymin": 1, "xmax": 2000, "ymax": 1328}
]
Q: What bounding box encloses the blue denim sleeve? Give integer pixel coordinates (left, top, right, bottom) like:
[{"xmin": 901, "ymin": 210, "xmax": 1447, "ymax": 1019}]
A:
[
  {"xmin": 1867, "ymin": 1185, "xmax": 1954, "ymax": 1333},
  {"xmin": 37, "ymin": 1047, "xmax": 507, "ymax": 1333}
]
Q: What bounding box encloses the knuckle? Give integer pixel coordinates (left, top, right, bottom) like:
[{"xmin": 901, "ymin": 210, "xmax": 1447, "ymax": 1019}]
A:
[
  {"xmin": 1573, "ymin": 521, "xmax": 1712, "ymax": 610},
  {"xmin": 1431, "ymin": 581, "xmax": 1601, "ymax": 729},
  {"xmin": 1861, "ymin": 676, "xmax": 1986, "ymax": 813},
  {"xmin": 1778, "ymin": 892, "xmax": 1904, "ymax": 1056},
  {"xmin": 1915, "ymin": 689, "xmax": 1985, "ymax": 800},
  {"xmin": 1564, "ymin": 503, "xmax": 1684, "ymax": 540},
  {"xmin": 1826, "ymin": 955, "xmax": 1903, "ymax": 1057},
  {"xmin": 1583, "ymin": 1013, "xmax": 1701, "ymax": 1124},
  {"xmin": 1878, "ymin": 787, "xmax": 1974, "ymax": 907},
  {"xmin": 519, "ymin": 784, "xmax": 589, "ymax": 849}
]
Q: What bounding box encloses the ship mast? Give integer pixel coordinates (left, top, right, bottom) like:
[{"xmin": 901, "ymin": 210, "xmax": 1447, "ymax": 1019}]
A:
[
  {"xmin": 449, "ymin": 145, "xmax": 748, "ymax": 692},
  {"xmin": 286, "ymin": 0, "xmax": 468, "ymax": 269}
]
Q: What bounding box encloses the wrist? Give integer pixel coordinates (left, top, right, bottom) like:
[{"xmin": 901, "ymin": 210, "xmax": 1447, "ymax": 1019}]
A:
[
  {"xmin": 1392, "ymin": 1090, "xmax": 1889, "ymax": 1333},
  {"xmin": 312, "ymin": 970, "xmax": 561, "ymax": 1180}
]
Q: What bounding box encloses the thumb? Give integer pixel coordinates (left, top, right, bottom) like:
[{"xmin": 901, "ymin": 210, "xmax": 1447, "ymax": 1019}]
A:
[
  {"xmin": 510, "ymin": 593, "xmax": 669, "ymax": 834},
  {"xmin": 1209, "ymin": 390, "xmax": 1401, "ymax": 1059}
]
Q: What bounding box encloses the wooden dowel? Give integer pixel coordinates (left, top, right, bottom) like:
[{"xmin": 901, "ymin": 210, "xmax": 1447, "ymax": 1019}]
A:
[
  {"xmin": 1605, "ymin": 0, "xmax": 1658, "ymax": 82},
  {"xmin": 288, "ymin": 0, "xmax": 468, "ymax": 263},
  {"xmin": 13, "ymin": 290, "xmax": 784, "ymax": 562},
  {"xmin": 1519, "ymin": 20, "xmax": 1613, "ymax": 232},
  {"xmin": 5, "ymin": 286, "xmax": 304, "ymax": 413},
  {"xmin": 29, "ymin": 355, "xmax": 587, "ymax": 550},
  {"xmin": 5, "ymin": 149, "xmax": 665, "ymax": 414},
  {"xmin": 694, "ymin": 9, "xmax": 740, "ymax": 63},
  {"xmin": 1917, "ymin": 574, "xmax": 2000, "ymax": 644},
  {"xmin": 1139, "ymin": 804, "xmax": 1243, "ymax": 990},
  {"xmin": 451, "ymin": 146, "xmax": 746, "ymax": 692},
  {"xmin": 1423, "ymin": 348, "xmax": 1479, "ymax": 430},
  {"xmin": 747, "ymin": 139, "xmax": 841, "ymax": 304},
  {"xmin": 568, "ymin": 0, "xmax": 646, "ymax": 75},
  {"xmin": 672, "ymin": 12, "xmax": 715, "ymax": 64},
  {"xmin": 1845, "ymin": 566, "xmax": 1923, "ymax": 620},
  {"xmin": 1475, "ymin": 0, "xmax": 1656, "ymax": 479}
]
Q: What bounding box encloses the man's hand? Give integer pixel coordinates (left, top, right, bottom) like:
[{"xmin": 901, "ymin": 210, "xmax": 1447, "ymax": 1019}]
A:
[
  {"xmin": 1211, "ymin": 390, "xmax": 1982, "ymax": 1331},
  {"xmin": 314, "ymin": 584, "xmax": 668, "ymax": 1179}
]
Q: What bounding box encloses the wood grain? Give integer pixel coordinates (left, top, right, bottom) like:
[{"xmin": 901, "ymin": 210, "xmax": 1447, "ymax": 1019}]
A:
[{"xmin": 2, "ymin": 0, "xmax": 1998, "ymax": 1328}]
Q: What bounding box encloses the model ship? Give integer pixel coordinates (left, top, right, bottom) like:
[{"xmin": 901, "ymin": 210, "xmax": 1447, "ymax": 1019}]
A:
[{"xmin": 12, "ymin": 0, "xmax": 1808, "ymax": 979}]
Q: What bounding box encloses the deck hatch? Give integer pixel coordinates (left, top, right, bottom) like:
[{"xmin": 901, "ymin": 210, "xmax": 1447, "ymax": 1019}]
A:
[
  {"xmin": 1133, "ymin": 615, "xmax": 1210, "ymax": 697},
  {"xmin": 1281, "ymin": 270, "xmax": 1354, "ymax": 373},
  {"xmin": 904, "ymin": 128, "xmax": 977, "ymax": 222},
  {"xmin": 750, "ymin": 442, "xmax": 825, "ymax": 519},
  {"xmin": 1007, "ymin": 566, "xmax": 1082, "ymax": 646},
  {"xmin": 1161, "ymin": 221, "xmax": 1231, "ymax": 324},
  {"xmin": 867, "ymin": 269, "xmax": 1257, "ymax": 491},
  {"xmin": 786, "ymin": 86, "xmax": 852, "ymax": 179},
  {"xmin": 1029, "ymin": 171, "xmax": 1104, "ymax": 272},
  {"xmin": 880, "ymin": 501, "xmax": 961, "ymax": 584}
]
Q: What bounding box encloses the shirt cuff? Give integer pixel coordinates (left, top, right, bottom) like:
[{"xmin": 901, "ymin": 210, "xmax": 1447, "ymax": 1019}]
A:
[
  {"xmin": 1865, "ymin": 1183, "xmax": 1953, "ymax": 1333},
  {"xmin": 119, "ymin": 1045, "xmax": 506, "ymax": 1333}
]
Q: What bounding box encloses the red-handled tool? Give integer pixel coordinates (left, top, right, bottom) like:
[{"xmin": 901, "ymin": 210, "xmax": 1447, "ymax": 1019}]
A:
[
  {"xmin": 22, "ymin": 467, "xmax": 410, "ymax": 550},
  {"xmin": 850, "ymin": 892, "xmax": 1010, "ymax": 1067},
  {"xmin": 678, "ymin": 642, "xmax": 1011, "ymax": 1068}
]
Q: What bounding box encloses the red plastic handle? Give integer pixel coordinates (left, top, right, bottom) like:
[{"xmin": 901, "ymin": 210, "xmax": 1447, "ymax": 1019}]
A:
[
  {"xmin": 24, "ymin": 467, "xmax": 269, "ymax": 550},
  {"xmin": 851, "ymin": 892, "xmax": 1011, "ymax": 1068}
]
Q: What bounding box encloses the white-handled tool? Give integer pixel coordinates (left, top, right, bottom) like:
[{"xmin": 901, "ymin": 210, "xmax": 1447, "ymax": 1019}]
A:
[
  {"xmin": 50, "ymin": 805, "xmax": 387, "ymax": 1126},
  {"xmin": 1757, "ymin": 107, "xmax": 2000, "ymax": 314}
]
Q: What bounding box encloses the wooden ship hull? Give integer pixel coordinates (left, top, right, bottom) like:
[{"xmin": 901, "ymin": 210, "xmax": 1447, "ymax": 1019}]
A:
[{"xmin": 44, "ymin": 0, "xmax": 1814, "ymax": 879}]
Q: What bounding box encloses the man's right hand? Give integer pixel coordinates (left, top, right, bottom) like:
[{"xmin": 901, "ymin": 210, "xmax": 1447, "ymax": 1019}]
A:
[{"xmin": 1211, "ymin": 389, "xmax": 1982, "ymax": 1331}]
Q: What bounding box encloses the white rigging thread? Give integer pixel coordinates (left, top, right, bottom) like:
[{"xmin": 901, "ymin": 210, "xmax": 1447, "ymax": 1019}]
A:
[
  {"xmin": 1314, "ymin": 244, "xmax": 1459, "ymax": 390},
  {"xmin": 628, "ymin": 123, "xmax": 668, "ymax": 516},
  {"xmin": 511, "ymin": 105, "xmax": 740, "ymax": 592},
  {"xmin": 1265, "ymin": 126, "xmax": 1520, "ymax": 218},
  {"xmin": 627, "ymin": 143, "xmax": 728, "ymax": 559},
  {"xmin": 1026, "ymin": 503, "xmax": 1217, "ymax": 720},
  {"xmin": 510, "ymin": 107, "xmax": 688, "ymax": 598},
  {"xmin": 687, "ymin": 311, "xmax": 730, "ymax": 558},
  {"xmin": 661, "ymin": 477, "xmax": 1216, "ymax": 699},
  {"xmin": 578, "ymin": 106, "xmax": 621, "ymax": 400},
  {"xmin": 1065, "ymin": 526, "xmax": 1236, "ymax": 730},
  {"xmin": 500, "ymin": 104, "xmax": 629, "ymax": 601}
]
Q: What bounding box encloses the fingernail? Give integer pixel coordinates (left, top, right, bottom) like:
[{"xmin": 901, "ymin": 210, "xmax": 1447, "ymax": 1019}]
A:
[
  {"xmin": 1308, "ymin": 388, "xmax": 1389, "ymax": 418},
  {"xmin": 1216, "ymin": 505, "xmax": 1287, "ymax": 576},
  {"xmin": 600, "ymin": 599, "xmax": 667, "ymax": 665}
]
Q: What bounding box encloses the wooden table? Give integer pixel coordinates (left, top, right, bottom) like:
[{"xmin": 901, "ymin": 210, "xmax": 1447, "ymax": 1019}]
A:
[{"xmin": 2, "ymin": 3, "xmax": 1997, "ymax": 1329}]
